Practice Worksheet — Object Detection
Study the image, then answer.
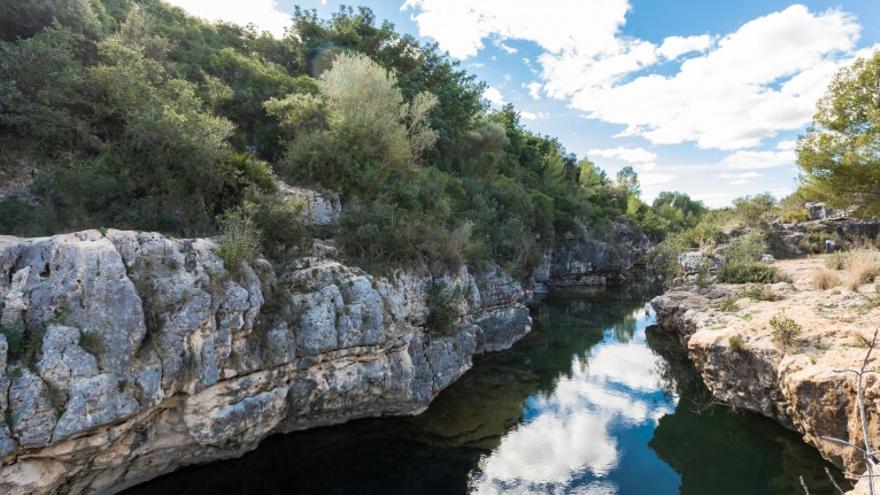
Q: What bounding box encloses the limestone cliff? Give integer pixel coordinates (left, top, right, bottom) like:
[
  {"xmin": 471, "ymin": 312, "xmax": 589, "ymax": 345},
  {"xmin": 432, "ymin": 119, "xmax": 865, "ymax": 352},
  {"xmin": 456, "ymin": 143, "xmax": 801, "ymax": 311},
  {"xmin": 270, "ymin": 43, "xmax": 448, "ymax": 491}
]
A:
[
  {"xmin": 0, "ymin": 217, "xmax": 649, "ymax": 494},
  {"xmin": 651, "ymin": 256, "xmax": 880, "ymax": 489}
]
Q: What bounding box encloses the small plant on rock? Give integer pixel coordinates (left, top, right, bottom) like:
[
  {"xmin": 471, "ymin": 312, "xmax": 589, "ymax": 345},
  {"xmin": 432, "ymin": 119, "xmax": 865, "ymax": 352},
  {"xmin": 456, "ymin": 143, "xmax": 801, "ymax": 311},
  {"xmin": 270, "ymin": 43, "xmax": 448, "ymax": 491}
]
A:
[
  {"xmin": 425, "ymin": 280, "xmax": 465, "ymax": 335},
  {"xmin": 217, "ymin": 203, "xmax": 262, "ymax": 273},
  {"xmin": 717, "ymin": 262, "xmax": 777, "ymax": 284},
  {"xmin": 717, "ymin": 297, "xmax": 740, "ymax": 313},
  {"xmin": 770, "ymin": 313, "xmax": 802, "ymax": 348},
  {"xmin": 728, "ymin": 334, "xmax": 745, "ymax": 351},
  {"xmin": 79, "ymin": 331, "xmax": 104, "ymax": 357}
]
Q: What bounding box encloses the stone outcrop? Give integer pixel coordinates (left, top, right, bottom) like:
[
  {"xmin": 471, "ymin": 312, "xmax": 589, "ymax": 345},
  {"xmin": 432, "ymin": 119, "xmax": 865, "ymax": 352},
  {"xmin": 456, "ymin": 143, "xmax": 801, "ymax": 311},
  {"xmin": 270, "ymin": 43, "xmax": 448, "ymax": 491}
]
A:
[
  {"xmin": 0, "ymin": 230, "xmax": 533, "ymax": 494},
  {"xmin": 532, "ymin": 219, "xmax": 651, "ymax": 292},
  {"xmin": 650, "ymin": 256, "xmax": 880, "ymax": 489},
  {"xmin": 276, "ymin": 181, "xmax": 341, "ymax": 227}
]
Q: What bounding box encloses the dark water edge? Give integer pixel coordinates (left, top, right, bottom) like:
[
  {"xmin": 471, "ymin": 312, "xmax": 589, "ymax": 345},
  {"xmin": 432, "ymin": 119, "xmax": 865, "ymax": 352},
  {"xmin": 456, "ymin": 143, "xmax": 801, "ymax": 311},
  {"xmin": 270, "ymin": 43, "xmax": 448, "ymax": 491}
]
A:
[{"xmin": 122, "ymin": 288, "xmax": 846, "ymax": 495}]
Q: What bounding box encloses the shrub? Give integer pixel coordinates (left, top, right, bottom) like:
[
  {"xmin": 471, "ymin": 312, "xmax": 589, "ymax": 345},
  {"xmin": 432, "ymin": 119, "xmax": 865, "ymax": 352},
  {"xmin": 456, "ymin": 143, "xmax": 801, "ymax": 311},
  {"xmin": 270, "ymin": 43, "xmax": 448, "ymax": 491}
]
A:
[
  {"xmin": 812, "ymin": 268, "xmax": 841, "ymax": 290},
  {"xmin": 424, "ymin": 280, "xmax": 464, "ymax": 335},
  {"xmin": 717, "ymin": 263, "xmax": 777, "ymax": 284},
  {"xmin": 78, "ymin": 331, "xmax": 104, "ymax": 357},
  {"xmin": 825, "ymin": 251, "xmax": 849, "ymax": 270},
  {"xmin": 248, "ymin": 191, "xmax": 311, "ymax": 258},
  {"xmin": 737, "ymin": 284, "xmax": 781, "ymax": 301},
  {"xmin": 729, "ymin": 334, "xmax": 745, "ymax": 351},
  {"xmin": 717, "ymin": 297, "xmax": 740, "ymax": 312},
  {"xmin": 845, "ymin": 250, "xmax": 880, "ymax": 291},
  {"xmin": 770, "ymin": 313, "xmax": 802, "ymax": 347},
  {"xmin": 0, "ymin": 321, "xmax": 44, "ymax": 369},
  {"xmin": 217, "ymin": 204, "xmax": 262, "ymax": 273},
  {"xmin": 723, "ymin": 230, "xmax": 768, "ymax": 264}
]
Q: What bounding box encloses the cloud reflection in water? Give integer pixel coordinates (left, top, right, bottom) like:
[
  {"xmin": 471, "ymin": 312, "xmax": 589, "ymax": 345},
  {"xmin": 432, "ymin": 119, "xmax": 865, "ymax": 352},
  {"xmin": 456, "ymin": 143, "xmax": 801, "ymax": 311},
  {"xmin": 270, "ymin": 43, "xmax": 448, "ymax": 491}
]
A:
[{"xmin": 469, "ymin": 305, "xmax": 674, "ymax": 494}]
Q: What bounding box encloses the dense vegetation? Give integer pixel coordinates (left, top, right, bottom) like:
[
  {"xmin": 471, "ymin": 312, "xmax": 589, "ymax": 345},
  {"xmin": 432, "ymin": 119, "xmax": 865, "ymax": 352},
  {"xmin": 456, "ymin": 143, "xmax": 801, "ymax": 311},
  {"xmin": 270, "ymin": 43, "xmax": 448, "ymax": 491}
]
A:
[
  {"xmin": 797, "ymin": 51, "xmax": 880, "ymax": 218},
  {"xmin": 0, "ymin": 0, "xmax": 698, "ymax": 275}
]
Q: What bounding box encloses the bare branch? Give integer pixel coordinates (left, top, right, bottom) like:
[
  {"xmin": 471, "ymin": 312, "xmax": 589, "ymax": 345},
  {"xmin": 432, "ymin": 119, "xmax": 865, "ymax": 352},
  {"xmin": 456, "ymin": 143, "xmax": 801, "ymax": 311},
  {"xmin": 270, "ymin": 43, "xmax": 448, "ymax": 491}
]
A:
[
  {"xmin": 826, "ymin": 467, "xmax": 845, "ymax": 495},
  {"xmin": 800, "ymin": 475, "xmax": 811, "ymax": 495}
]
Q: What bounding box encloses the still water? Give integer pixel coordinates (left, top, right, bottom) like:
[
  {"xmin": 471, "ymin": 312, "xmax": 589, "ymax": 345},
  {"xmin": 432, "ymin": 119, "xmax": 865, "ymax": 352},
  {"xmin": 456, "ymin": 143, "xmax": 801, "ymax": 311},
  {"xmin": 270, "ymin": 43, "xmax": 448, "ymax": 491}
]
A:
[{"xmin": 124, "ymin": 290, "xmax": 844, "ymax": 495}]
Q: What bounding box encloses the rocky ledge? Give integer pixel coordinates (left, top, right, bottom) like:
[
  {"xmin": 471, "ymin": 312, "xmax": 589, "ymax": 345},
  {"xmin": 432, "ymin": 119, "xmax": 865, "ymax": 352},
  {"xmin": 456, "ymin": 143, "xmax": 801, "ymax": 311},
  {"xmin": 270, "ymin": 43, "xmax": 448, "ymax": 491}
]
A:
[
  {"xmin": 651, "ymin": 256, "xmax": 880, "ymax": 492},
  {"xmin": 0, "ymin": 218, "xmax": 649, "ymax": 494},
  {"xmin": 0, "ymin": 229, "xmax": 537, "ymax": 494}
]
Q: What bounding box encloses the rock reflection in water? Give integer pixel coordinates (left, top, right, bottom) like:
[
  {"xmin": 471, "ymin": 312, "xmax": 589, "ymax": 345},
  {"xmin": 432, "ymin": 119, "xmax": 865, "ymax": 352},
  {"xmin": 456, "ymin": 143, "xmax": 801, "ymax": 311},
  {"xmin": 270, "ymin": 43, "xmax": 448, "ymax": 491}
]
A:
[{"xmin": 122, "ymin": 291, "xmax": 842, "ymax": 495}]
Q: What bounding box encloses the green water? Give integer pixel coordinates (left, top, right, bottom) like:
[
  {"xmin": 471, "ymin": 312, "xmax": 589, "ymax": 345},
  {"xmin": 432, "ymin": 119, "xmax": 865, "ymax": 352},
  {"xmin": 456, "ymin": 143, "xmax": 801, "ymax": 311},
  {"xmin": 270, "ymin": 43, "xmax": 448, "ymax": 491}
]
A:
[{"xmin": 123, "ymin": 290, "xmax": 845, "ymax": 494}]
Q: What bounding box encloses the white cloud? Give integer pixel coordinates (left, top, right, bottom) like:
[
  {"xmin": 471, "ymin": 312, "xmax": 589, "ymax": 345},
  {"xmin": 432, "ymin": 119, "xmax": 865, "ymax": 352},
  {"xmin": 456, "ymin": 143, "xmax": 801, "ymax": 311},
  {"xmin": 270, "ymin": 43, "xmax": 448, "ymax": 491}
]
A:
[
  {"xmin": 524, "ymin": 82, "xmax": 543, "ymax": 100},
  {"xmin": 566, "ymin": 6, "xmax": 861, "ymax": 150},
  {"xmin": 520, "ymin": 111, "xmax": 549, "ymax": 121},
  {"xmin": 405, "ymin": 2, "xmax": 864, "ymax": 152},
  {"xmin": 498, "ymin": 41, "xmax": 518, "ymax": 54},
  {"xmin": 722, "ymin": 149, "xmax": 794, "ymax": 169},
  {"xmin": 657, "ymin": 34, "xmax": 713, "ymax": 59},
  {"xmin": 587, "ymin": 146, "xmax": 657, "ymax": 163},
  {"xmin": 165, "ymin": 0, "xmax": 291, "ymax": 37},
  {"xmin": 776, "ymin": 139, "xmax": 797, "ymax": 151},
  {"xmin": 483, "ymin": 86, "xmax": 506, "ymax": 107},
  {"xmin": 719, "ymin": 171, "xmax": 762, "ymax": 179},
  {"xmin": 402, "ymin": 0, "xmax": 630, "ymax": 59}
]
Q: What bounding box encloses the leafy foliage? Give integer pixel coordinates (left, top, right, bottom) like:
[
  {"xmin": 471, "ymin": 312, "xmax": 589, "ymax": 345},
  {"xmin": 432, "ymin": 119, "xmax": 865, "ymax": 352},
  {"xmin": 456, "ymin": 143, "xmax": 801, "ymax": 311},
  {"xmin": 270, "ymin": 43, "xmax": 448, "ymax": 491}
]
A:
[
  {"xmin": 797, "ymin": 51, "xmax": 880, "ymax": 218},
  {"xmin": 424, "ymin": 280, "xmax": 464, "ymax": 335},
  {"xmin": 717, "ymin": 263, "xmax": 778, "ymax": 284},
  {"xmin": 769, "ymin": 313, "xmax": 802, "ymax": 347},
  {"xmin": 0, "ymin": 1, "xmax": 680, "ymax": 276}
]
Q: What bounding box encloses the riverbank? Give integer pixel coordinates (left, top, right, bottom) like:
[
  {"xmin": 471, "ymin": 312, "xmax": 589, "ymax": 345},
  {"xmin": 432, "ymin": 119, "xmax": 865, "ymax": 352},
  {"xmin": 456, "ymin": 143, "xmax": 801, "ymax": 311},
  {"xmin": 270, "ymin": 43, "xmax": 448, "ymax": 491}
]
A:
[
  {"xmin": 0, "ymin": 219, "xmax": 650, "ymax": 494},
  {"xmin": 652, "ymin": 254, "xmax": 880, "ymax": 492}
]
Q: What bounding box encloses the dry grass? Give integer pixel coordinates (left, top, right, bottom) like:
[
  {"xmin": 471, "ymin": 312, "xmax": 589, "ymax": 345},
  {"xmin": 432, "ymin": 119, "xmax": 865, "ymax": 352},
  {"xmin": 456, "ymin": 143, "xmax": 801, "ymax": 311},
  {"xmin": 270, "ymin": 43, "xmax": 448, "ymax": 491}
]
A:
[
  {"xmin": 844, "ymin": 250, "xmax": 880, "ymax": 291},
  {"xmin": 812, "ymin": 268, "xmax": 841, "ymax": 290}
]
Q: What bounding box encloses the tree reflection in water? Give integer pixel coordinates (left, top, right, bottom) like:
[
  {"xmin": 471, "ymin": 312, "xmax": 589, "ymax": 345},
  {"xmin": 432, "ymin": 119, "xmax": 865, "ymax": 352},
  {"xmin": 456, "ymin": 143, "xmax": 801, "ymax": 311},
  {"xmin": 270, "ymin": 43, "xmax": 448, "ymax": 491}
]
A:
[{"xmin": 122, "ymin": 290, "xmax": 843, "ymax": 495}]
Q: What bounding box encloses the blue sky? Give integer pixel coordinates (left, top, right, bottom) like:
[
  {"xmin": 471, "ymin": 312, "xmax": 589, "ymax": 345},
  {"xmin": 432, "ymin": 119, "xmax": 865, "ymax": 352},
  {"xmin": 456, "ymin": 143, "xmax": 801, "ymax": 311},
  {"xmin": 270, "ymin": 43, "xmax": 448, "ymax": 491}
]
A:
[{"xmin": 168, "ymin": 1, "xmax": 880, "ymax": 207}]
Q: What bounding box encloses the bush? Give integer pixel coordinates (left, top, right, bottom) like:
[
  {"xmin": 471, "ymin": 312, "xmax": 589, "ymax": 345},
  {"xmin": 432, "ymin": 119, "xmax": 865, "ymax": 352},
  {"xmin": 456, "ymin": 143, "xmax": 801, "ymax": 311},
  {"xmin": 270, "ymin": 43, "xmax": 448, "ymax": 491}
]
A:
[
  {"xmin": 812, "ymin": 268, "xmax": 841, "ymax": 290},
  {"xmin": 845, "ymin": 250, "xmax": 880, "ymax": 291},
  {"xmin": 717, "ymin": 263, "xmax": 777, "ymax": 284},
  {"xmin": 723, "ymin": 230, "xmax": 767, "ymax": 264},
  {"xmin": 424, "ymin": 280, "xmax": 464, "ymax": 335},
  {"xmin": 717, "ymin": 297, "xmax": 740, "ymax": 312},
  {"xmin": 217, "ymin": 204, "xmax": 262, "ymax": 272},
  {"xmin": 248, "ymin": 191, "xmax": 311, "ymax": 258},
  {"xmin": 770, "ymin": 313, "xmax": 802, "ymax": 347},
  {"xmin": 825, "ymin": 251, "xmax": 849, "ymax": 270},
  {"xmin": 729, "ymin": 334, "xmax": 745, "ymax": 351},
  {"xmin": 737, "ymin": 284, "xmax": 781, "ymax": 301}
]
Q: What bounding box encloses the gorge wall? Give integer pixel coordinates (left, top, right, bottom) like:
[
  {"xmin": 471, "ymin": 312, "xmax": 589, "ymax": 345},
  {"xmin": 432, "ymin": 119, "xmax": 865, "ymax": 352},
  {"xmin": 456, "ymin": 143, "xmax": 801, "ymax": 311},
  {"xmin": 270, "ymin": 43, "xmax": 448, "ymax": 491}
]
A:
[
  {"xmin": 650, "ymin": 260, "xmax": 880, "ymax": 490},
  {"xmin": 0, "ymin": 218, "xmax": 650, "ymax": 494}
]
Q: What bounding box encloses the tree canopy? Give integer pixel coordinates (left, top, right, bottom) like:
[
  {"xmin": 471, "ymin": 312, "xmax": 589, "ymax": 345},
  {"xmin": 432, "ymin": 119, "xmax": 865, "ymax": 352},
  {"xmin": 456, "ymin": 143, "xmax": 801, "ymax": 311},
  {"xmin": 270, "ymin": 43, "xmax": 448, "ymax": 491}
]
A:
[{"xmin": 797, "ymin": 51, "xmax": 880, "ymax": 218}]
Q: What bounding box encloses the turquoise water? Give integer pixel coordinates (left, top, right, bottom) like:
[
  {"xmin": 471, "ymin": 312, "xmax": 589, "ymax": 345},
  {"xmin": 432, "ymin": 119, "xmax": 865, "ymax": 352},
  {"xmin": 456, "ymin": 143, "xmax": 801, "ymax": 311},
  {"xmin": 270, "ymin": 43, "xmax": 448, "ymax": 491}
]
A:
[{"xmin": 123, "ymin": 290, "xmax": 845, "ymax": 494}]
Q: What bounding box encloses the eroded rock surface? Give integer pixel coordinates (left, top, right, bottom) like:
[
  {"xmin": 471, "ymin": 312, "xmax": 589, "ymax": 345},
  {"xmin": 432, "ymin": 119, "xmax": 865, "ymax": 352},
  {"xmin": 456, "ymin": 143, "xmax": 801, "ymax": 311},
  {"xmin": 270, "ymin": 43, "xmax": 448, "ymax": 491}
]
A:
[
  {"xmin": 651, "ymin": 256, "xmax": 880, "ymax": 490},
  {"xmin": 0, "ymin": 230, "xmax": 533, "ymax": 494}
]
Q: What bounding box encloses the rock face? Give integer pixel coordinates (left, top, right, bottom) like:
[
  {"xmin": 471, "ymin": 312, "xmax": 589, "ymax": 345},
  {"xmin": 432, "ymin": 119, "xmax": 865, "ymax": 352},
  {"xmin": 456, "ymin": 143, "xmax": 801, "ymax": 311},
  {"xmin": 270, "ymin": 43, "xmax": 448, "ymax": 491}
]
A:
[
  {"xmin": 0, "ymin": 230, "xmax": 538, "ymax": 494},
  {"xmin": 532, "ymin": 220, "xmax": 651, "ymax": 292},
  {"xmin": 276, "ymin": 181, "xmax": 341, "ymax": 226},
  {"xmin": 650, "ymin": 257, "xmax": 880, "ymax": 489}
]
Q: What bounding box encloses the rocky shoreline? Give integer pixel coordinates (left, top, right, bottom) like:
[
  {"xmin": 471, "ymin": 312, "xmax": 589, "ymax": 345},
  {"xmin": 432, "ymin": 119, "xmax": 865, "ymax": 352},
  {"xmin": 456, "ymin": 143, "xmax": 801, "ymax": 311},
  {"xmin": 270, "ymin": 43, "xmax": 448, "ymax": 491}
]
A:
[
  {"xmin": 0, "ymin": 215, "xmax": 650, "ymax": 494},
  {"xmin": 651, "ymin": 256, "xmax": 880, "ymax": 493}
]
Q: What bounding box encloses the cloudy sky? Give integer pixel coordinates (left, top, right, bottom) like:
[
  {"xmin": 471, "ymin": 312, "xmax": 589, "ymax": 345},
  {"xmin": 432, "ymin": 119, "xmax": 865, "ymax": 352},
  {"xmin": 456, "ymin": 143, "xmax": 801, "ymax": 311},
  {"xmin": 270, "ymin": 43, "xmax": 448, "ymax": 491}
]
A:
[{"xmin": 166, "ymin": 0, "xmax": 880, "ymax": 207}]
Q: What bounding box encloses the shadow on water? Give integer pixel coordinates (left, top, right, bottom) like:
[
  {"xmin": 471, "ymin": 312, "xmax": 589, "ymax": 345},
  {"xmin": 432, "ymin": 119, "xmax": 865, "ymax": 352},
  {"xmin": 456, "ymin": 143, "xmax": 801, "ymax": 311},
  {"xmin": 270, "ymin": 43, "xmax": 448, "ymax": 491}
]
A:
[{"xmin": 123, "ymin": 287, "xmax": 845, "ymax": 495}]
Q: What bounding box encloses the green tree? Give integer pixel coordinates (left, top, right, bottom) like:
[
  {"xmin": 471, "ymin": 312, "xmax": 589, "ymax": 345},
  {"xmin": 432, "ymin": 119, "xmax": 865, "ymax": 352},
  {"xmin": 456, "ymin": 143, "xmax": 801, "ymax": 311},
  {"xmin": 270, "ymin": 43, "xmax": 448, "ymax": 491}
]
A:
[{"xmin": 798, "ymin": 51, "xmax": 880, "ymax": 218}]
